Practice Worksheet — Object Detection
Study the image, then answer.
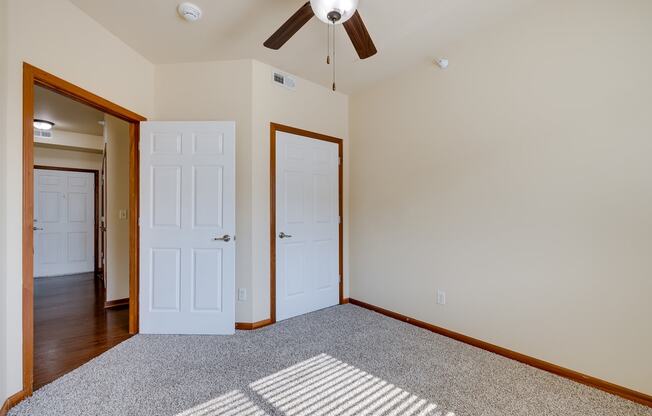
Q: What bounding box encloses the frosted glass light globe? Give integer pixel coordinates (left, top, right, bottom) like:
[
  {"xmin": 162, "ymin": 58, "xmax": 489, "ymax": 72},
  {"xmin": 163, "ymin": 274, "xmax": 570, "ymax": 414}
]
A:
[
  {"xmin": 33, "ymin": 119, "xmax": 55, "ymax": 130},
  {"xmin": 310, "ymin": 0, "xmax": 359, "ymax": 24}
]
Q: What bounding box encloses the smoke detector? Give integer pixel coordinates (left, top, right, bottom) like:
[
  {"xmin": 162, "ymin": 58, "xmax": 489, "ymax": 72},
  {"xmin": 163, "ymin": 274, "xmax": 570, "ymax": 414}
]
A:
[
  {"xmin": 434, "ymin": 58, "xmax": 449, "ymax": 69},
  {"xmin": 178, "ymin": 3, "xmax": 202, "ymax": 22}
]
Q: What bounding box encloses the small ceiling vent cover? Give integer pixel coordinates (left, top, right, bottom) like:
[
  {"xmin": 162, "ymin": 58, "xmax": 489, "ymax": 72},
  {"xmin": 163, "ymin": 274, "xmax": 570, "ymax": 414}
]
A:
[
  {"xmin": 272, "ymin": 71, "xmax": 296, "ymax": 90},
  {"xmin": 34, "ymin": 129, "xmax": 53, "ymax": 139}
]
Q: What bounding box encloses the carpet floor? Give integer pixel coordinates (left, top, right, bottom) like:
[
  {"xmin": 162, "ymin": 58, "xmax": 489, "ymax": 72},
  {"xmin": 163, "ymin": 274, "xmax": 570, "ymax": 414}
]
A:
[{"xmin": 10, "ymin": 304, "xmax": 651, "ymax": 416}]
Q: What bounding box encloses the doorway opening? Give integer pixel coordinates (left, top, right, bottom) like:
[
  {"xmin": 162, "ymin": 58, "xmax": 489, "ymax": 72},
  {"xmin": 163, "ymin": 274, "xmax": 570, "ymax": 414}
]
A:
[
  {"xmin": 269, "ymin": 123, "xmax": 345, "ymax": 324},
  {"xmin": 23, "ymin": 64, "xmax": 146, "ymax": 395}
]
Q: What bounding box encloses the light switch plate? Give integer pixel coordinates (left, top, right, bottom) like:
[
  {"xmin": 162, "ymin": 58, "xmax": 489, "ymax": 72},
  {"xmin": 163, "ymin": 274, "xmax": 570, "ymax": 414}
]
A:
[{"xmin": 437, "ymin": 290, "xmax": 446, "ymax": 305}]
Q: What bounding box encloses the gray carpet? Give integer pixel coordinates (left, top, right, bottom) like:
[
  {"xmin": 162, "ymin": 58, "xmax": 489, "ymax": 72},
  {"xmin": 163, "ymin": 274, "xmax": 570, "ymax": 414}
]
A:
[{"xmin": 10, "ymin": 304, "xmax": 651, "ymax": 416}]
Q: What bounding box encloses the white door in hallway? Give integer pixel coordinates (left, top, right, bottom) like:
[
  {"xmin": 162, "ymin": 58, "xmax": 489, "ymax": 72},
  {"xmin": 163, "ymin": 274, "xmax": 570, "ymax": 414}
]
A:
[
  {"xmin": 140, "ymin": 122, "xmax": 236, "ymax": 335},
  {"xmin": 275, "ymin": 131, "xmax": 340, "ymax": 321},
  {"xmin": 33, "ymin": 169, "xmax": 95, "ymax": 277}
]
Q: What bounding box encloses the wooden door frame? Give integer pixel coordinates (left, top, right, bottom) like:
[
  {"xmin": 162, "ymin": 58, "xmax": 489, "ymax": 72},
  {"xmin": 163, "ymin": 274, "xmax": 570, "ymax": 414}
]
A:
[
  {"xmin": 33, "ymin": 165, "xmax": 101, "ymax": 274},
  {"xmin": 269, "ymin": 122, "xmax": 345, "ymax": 324},
  {"xmin": 23, "ymin": 63, "xmax": 146, "ymax": 396}
]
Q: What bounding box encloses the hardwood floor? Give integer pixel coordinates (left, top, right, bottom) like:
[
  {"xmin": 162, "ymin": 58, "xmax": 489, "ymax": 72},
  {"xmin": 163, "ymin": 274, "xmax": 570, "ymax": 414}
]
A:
[{"xmin": 34, "ymin": 272, "xmax": 131, "ymax": 389}]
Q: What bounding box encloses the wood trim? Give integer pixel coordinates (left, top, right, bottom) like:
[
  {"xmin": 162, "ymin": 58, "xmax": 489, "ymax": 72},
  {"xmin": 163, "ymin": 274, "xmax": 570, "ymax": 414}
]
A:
[
  {"xmin": 33, "ymin": 165, "xmax": 98, "ymax": 173},
  {"xmin": 94, "ymin": 172, "xmax": 100, "ymax": 274},
  {"xmin": 128, "ymin": 122, "xmax": 140, "ymax": 334},
  {"xmin": 269, "ymin": 123, "xmax": 345, "ymax": 325},
  {"xmin": 0, "ymin": 390, "xmax": 29, "ymax": 416},
  {"xmin": 22, "ymin": 63, "xmax": 145, "ymax": 402},
  {"xmin": 104, "ymin": 298, "xmax": 129, "ymax": 309},
  {"xmin": 23, "ymin": 64, "xmax": 35, "ymax": 397},
  {"xmin": 33, "ymin": 166, "xmax": 101, "ymax": 273},
  {"xmin": 27, "ymin": 64, "xmax": 146, "ymax": 123},
  {"xmin": 270, "ymin": 125, "xmax": 277, "ymax": 324},
  {"xmin": 235, "ymin": 319, "xmax": 274, "ymax": 331},
  {"xmin": 348, "ymin": 298, "xmax": 652, "ymax": 408}
]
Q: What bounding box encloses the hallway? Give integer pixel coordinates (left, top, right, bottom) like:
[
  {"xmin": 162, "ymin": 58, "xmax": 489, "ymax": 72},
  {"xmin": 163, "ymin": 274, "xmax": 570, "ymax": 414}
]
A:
[{"xmin": 34, "ymin": 273, "xmax": 130, "ymax": 389}]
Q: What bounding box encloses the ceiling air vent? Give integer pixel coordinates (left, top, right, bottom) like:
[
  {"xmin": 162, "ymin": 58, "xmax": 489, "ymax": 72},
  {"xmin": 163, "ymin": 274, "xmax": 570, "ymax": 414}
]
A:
[
  {"xmin": 272, "ymin": 71, "xmax": 296, "ymax": 90},
  {"xmin": 34, "ymin": 129, "xmax": 53, "ymax": 139}
]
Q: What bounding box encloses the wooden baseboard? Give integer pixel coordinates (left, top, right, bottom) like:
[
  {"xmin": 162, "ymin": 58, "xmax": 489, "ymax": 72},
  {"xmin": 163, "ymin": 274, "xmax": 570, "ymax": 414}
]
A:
[
  {"xmin": 104, "ymin": 298, "xmax": 129, "ymax": 309},
  {"xmin": 348, "ymin": 298, "xmax": 652, "ymax": 408},
  {"xmin": 235, "ymin": 319, "xmax": 273, "ymax": 330},
  {"xmin": 0, "ymin": 390, "xmax": 29, "ymax": 416},
  {"xmin": 238, "ymin": 301, "xmax": 349, "ymax": 330}
]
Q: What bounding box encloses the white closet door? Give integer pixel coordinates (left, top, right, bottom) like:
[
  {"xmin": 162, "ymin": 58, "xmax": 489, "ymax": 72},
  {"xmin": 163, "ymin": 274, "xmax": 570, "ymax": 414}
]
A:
[
  {"xmin": 139, "ymin": 121, "xmax": 236, "ymax": 335},
  {"xmin": 275, "ymin": 131, "xmax": 340, "ymax": 321},
  {"xmin": 34, "ymin": 169, "xmax": 95, "ymax": 277}
]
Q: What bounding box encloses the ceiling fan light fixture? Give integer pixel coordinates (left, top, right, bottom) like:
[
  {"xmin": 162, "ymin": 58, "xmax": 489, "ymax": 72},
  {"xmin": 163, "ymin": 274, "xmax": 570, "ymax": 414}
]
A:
[
  {"xmin": 33, "ymin": 119, "xmax": 55, "ymax": 130},
  {"xmin": 310, "ymin": 0, "xmax": 359, "ymax": 24}
]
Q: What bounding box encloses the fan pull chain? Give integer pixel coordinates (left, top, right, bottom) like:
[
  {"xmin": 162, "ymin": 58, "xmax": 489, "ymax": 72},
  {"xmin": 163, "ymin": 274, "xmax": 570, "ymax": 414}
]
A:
[
  {"xmin": 326, "ymin": 24, "xmax": 331, "ymax": 65},
  {"xmin": 332, "ymin": 21, "xmax": 336, "ymax": 91}
]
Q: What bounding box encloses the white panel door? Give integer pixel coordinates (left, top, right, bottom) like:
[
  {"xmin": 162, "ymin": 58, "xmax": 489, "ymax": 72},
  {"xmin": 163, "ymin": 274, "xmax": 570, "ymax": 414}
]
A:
[
  {"xmin": 276, "ymin": 131, "xmax": 340, "ymax": 321},
  {"xmin": 140, "ymin": 121, "xmax": 236, "ymax": 335},
  {"xmin": 33, "ymin": 169, "xmax": 95, "ymax": 277}
]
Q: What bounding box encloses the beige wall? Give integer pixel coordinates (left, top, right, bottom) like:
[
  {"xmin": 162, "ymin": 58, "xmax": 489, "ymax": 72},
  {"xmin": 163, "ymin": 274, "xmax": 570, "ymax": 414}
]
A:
[
  {"xmin": 154, "ymin": 59, "xmax": 255, "ymax": 322},
  {"xmin": 104, "ymin": 115, "xmax": 130, "ymax": 301},
  {"xmin": 250, "ymin": 60, "xmax": 349, "ymax": 322},
  {"xmin": 33, "ymin": 146, "xmax": 103, "ymax": 171},
  {"xmin": 350, "ymin": 0, "xmax": 652, "ymax": 395},
  {"xmin": 154, "ymin": 59, "xmax": 349, "ymax": 323},
  {"xmin": 34, "ymin": 130, "xmax": 104, "ymax": 152},
  {"xmin": 1, "ymin": 0, "xmax": 155, "ymax": 400}
]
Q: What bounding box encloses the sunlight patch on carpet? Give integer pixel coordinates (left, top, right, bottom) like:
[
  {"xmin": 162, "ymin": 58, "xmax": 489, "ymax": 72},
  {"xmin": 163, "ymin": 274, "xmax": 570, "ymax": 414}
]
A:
[
  {"xmin": 176, "ymin": 354, "xmax": 451, "ymax": 416},
  {"xmin": 175, "ymin": 390, "xmax": 267, "ymax": 416},
  {"xmin": 249, "ymin": 353, "xmax": 451, "ymax": 416}
]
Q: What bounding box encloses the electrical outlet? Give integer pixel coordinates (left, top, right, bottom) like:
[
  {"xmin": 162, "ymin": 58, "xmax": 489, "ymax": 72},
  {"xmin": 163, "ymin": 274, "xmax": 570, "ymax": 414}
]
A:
[
  {"xmin": 118, "ymin": 209, "xmax": 127, "ymax": 220},
  {"xmin": 437, "ymin": 290, "xmax": 446, "ymax": 305},
  {"xmin": 238, "ymin": 288, "xmax": 247, "ymax": 301}
]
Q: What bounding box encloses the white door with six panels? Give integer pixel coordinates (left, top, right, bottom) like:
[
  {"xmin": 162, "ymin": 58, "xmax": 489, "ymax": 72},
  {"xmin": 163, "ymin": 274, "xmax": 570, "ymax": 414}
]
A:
[{"xmin": 139, "ymin": 121, "xmax": 236, "ymax": 335}]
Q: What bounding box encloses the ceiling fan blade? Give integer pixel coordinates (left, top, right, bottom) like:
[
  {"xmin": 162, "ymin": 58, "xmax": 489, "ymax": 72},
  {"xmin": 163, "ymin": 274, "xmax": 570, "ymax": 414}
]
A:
[
  {"xmin": 344, "ymin": 10, "xmax": 378, "ymax": 59},
  {"xmin": 264, "ymin": 2, "xmax": 314, "ymax": 50},
  {"xmin": 343, "ymin": 11, "xmax": 377, "ymax": 59}
]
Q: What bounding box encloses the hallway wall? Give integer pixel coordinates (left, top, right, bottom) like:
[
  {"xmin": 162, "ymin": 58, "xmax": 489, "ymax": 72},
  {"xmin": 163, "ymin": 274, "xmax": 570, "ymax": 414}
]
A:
[
  {"xmin": 104, "ymin": 115, "xmax": 131, "ymax": 302},
  {"xmin": 33, "ymin": 147, "xmax": 103, "ymax": 171}
]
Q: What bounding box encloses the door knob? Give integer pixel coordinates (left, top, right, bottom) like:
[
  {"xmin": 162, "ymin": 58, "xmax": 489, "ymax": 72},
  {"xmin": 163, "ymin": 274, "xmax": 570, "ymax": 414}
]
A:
[
  {"xmin": 279, "ymin": 232, "xmax": 292, "ymax": 239},
  {"xmin": 33, "ymin": 226, "xmax": 44, "ymax": 231},
  {"xmin": 213, "ymin": 234, "xmax": 231, "ymax": 242}
]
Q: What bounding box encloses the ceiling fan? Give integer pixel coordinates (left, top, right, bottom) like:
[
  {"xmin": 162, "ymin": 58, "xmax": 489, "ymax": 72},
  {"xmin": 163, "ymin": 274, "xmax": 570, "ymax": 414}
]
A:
[{"xmin": 264, "ymin": 0, "xmax": 377, "ymax": 60}]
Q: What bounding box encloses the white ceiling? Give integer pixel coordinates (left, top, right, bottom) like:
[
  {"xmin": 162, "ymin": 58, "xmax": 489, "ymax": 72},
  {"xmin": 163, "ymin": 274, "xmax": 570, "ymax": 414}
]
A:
[
  {"xmin": 69, "ymin": 0, "xmax": 535, "ymax": 93},
  {"xmin": 34, "ymin": 86, "xmax": 105, "ymax": 135}
]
